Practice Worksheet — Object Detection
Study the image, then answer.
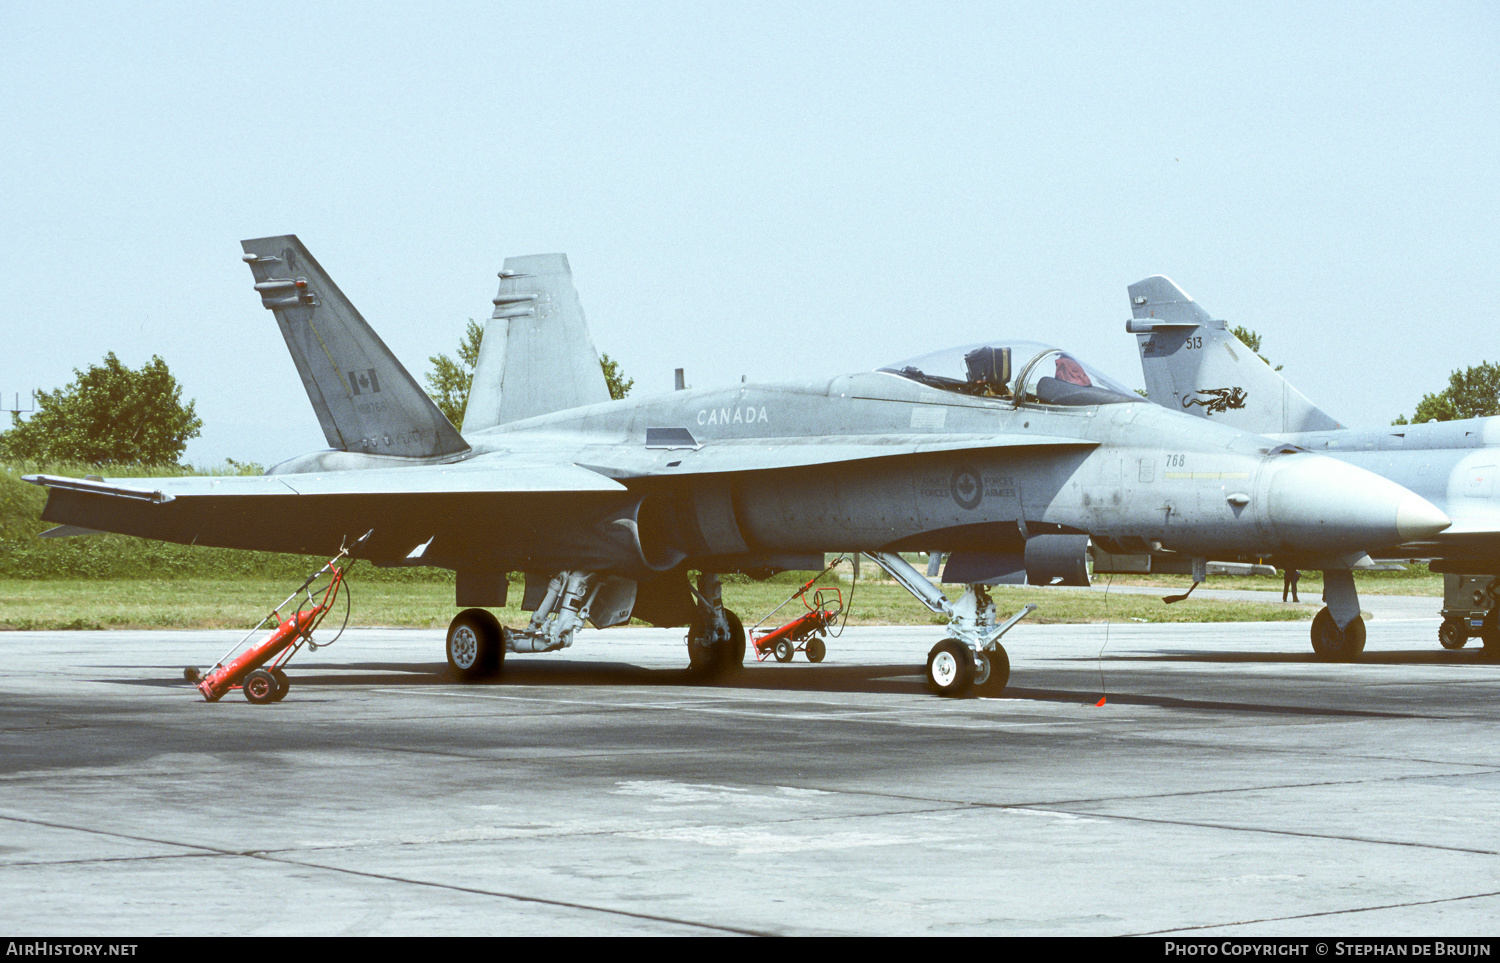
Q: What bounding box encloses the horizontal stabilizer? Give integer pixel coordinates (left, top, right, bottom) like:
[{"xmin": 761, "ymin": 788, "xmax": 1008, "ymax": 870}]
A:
[{"xmin": 241, "ymin": 236, "xmax": 469, "ymax": 458}]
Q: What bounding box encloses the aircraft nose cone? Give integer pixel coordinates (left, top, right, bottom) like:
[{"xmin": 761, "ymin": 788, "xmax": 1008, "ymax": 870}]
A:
[
  {"xmin": 1396, "ymin": 493, "xmax": 1451, "ymax": 542},
  {"xmin": 1264, "ymin": 455, "xmax": 1450, "ymax": 552}
]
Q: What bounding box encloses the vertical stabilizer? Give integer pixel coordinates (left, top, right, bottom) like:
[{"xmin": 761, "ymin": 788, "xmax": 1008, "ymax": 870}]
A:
[
  {"xmin": 464, "ymin": 254, "xmax": 611, "ymax": 432},
  {"xmin": 241, "ymin": 236, "xmax": 469, "ymax": 458},
  {"xmin": 1126, "ymin": 276, "xmax": 1341, "ymax": 434}
]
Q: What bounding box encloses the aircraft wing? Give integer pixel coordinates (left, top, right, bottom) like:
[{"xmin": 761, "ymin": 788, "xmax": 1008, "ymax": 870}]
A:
[
  {"xmin": 25, "ymin": 434, "xmax": 1096, "ymax": 564},
  {"xmin": 26, "ymin": 463, "xmax": 625, "ymax": 500},
  {"xmin": 25, "ymin": 464, "xmax": 628, "ymax": 562}
]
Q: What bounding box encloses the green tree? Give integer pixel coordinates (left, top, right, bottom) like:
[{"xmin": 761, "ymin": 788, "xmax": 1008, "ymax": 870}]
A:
[
  {"xmin": 1393, "ymin": 362, "xmax": 1500, "ymax": 425},
  {"xmin": 1229, "ymin": 325, "xmax": 1282, "ymax": 371},
  {"xmin": 425, "ymin": 320, "xmax": 484, "ymax": 429},
  {"xmin": 0, "ymin": 353, "xmax": 202, "ymax": 466},
  {"xmin": 425, "ymin": 322, "xmax": 633, "ymax": 430},
  {"xmin": 600, "ymin": 352, "xmax": 634, "ymax": 401}
]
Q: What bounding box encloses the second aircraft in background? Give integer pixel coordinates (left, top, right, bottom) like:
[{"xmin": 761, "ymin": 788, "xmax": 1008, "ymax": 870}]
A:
[{"xmin": 1127, "ymin": 275, "xmax": 1499, "ymax": 659}]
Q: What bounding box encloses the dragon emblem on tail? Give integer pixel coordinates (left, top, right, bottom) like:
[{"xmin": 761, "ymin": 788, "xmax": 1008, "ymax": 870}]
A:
[{"xmin": 1181, "ymin": 387, "xmax": 1247, "ymax": 414}]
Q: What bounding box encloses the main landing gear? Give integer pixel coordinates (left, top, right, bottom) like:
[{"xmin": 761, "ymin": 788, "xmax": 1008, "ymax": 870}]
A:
[
  {"xmin": 686, "ymin": 572, "xmax": 745, "ymax": 680},
  {"xmin": 445, "ymin": 570, "xmax": 617, "ymax": 680},
  {"xmin": 865, "ymin": 552, "xmax": 1033, "ymax": 698},
  {"xmin": 443, "ymin": 570, "xmax": 747, "ymax": 683}
]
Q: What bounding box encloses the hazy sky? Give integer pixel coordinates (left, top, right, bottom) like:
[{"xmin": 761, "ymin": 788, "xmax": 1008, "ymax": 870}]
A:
[{"xmin": 2, "ymin": 1, "xmax": 1496, "ymax": 466}]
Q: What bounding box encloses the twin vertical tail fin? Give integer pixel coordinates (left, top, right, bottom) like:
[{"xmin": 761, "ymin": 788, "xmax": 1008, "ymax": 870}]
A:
[
  {"xmin": 1126, "ymin": 275, "xmax": 1341, "ymax": 434},
  {"xmin": 241, "ymin": 236, "xmax": 469, "ymax": 458},
  {"xmin": 462, "ymin": 254, "xmax": 611, "ymax": 433}
]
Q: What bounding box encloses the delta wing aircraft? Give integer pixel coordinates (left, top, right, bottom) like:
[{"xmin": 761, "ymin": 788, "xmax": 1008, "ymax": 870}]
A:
[
  {"xmin": 24, "ymin": 239, "xmax": 1453, "ymax": 696},
  {"xmin": 1127, "ymin": 275, "xmax": 1500, "ymax": 659}
]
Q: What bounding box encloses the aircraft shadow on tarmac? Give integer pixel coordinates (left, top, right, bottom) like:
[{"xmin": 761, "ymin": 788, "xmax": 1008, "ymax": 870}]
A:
[
  {"xmin": 124, "ymin": 660, "xmax": 934, "ymax": 697},
  {"xmin": 108, "ymin": 656, "xmax": 1433, "ymax": 717},
  {"xmin": 1069, "ymin": 649, "xmax": 1500, "ymax": 666}
]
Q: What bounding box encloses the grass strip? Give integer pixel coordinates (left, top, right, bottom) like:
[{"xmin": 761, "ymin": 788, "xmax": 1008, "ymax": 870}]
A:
[{"xmin": 0, "ymin": 577, "xmax": 1320, "ymax": 632}]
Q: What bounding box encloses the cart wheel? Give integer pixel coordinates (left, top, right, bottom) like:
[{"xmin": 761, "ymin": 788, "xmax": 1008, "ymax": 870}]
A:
[
  {"xmin": 1439, "ymin": 618, "xmax": 1468, "ymax": 650},
  {"xmin": 243, "ymin": 669, "xmax": 278, "ymax": 705},
  {"xmin": 774, "ymin": 639, "xmax": 796, "ymax": 663},
  {"xmin": 270, "ymin": 667, "xmax": 290, "ymax": 702},
  {"xmin": 806, "ymin": 636, "xmax": 826, "ymax": 663},
  {"xmin": 183, "ymin": 666, "xmax": 201, "ymax": 682}
]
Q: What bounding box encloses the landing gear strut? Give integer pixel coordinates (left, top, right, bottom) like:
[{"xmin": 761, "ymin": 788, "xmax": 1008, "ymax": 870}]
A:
[
  {"xmin": 686, "ymin": 572, "xmax": 745, "ymax": 679},
  {"xmin": 865, "ymin": 552, "xmax": 1034, "ymax": 698}
]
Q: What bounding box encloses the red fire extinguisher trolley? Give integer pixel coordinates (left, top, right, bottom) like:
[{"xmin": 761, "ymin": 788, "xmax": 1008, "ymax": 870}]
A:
[
  {"xmin": 185, "ymin": 532, "xmax": 368, "ymax": 704},
  {"xmin": 748, "ymin": 558, "xmax": 849, "ymax": 663}
]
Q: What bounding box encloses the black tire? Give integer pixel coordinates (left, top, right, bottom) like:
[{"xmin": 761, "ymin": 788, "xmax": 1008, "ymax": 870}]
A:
[
  {"xmin": 1439, "ymin": 618, "xmax": 1468, "ymax": 650},
  {"xmin": 926, "ymin": 639, "xmax": 974, "ymax": 697},
  {"xmin": 269, "ymin": 667, "xmax": 290, "ymax": 702},
  {"xmin": 183, "ymin": 666, "xmax": 201, "ymax": 682},
  {"xmin": 806, "ymin": 636, "xmax": 826, "ymax": 663},
  {"xmin": 973, "ymin": 645, "xmax": 1011, "ymax": 695},
  {"xmin": 1311, "ymin": 608, "xmax": 1366, "ymax": 662},
  {"xmin": 447, "ymin": 608, "xmax": 503, "ymax": 680},
  {"xmin": 726, "ymin": 610, "xmax": 745, "ymax": 670},
  {"xmin": 1480, "ymin": 603, "xmax": 1500, "ymax": 657},
  {"xmin": 774, "ymin": 639, "xmax": 795, "ymax": 663},
  {"xmin": 243, "ymin": 668, "xmax": 278, "ymax": 705}
]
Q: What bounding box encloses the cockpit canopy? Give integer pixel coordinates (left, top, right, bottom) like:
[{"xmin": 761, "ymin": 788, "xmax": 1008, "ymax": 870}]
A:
[{"xmin": 878, "ymin": 340, "xmax": 1144, "ymax": 408}]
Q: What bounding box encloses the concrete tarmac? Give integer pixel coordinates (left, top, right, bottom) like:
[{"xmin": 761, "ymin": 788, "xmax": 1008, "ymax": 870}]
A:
[{"xmin": 2, "ymin": 602, "xmax": 1498, "ymax": 936}]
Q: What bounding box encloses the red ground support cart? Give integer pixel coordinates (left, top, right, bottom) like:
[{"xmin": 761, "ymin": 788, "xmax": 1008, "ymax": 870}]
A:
[
  {"xmin": 184, "ymin": 533, "xmax": 366, "ymax": 704},
  {"xmin": 749, "ymin": 563, "xmax": 847, "ymax": 663}
]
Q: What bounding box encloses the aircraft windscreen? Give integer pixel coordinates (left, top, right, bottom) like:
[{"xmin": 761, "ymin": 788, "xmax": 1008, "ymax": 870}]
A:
[{"xmin": 879, "ymin": 340, "xmax": 1144, "ymax": 407}]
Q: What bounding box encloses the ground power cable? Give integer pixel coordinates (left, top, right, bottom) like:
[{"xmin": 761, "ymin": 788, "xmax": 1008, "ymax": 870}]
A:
[{"xmin": 1095, "ymin": 572, "xmax": 1112, "ymax": 706}]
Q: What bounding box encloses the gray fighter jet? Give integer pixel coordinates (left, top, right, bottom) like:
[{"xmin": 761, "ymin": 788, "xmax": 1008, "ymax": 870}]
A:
[
  {"xmin": 1127, "ymin": 275, "xmax": 1498, "ymax": 659},
  {"xmin": 23, "ymin": 239, "xmax": 1452, "ymax": 696}
]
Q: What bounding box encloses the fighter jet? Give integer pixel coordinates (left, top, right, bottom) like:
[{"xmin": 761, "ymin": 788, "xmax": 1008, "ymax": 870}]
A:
[
  {"xmin": 1126, "ymin": 275, "xmax": 1498, "ymax": 659},
  {"xmin": 23, "ymin": 239, "xmax": 1452, "ymax": 696}
]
